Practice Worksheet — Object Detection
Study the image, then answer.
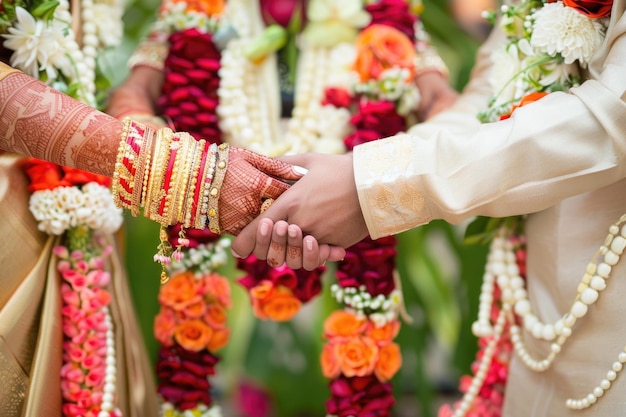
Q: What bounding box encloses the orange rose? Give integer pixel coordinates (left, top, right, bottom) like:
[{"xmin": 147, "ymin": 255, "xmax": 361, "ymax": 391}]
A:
[
  {"xmin": 183, "ymin": 298, "xmax": 207, "ymax": 319},
  {"xmin": 320, "ymin": 343, "xmax": 341, "ymax": 378},
  {"xmin": 374, "ymin": 342, "xmax": 402, "ymax": 381},
  {"xmin": 366, "ymin": 320, "xmax": 400, "ymax": 345},
  {"xmin": 249, "ymin": 280, "xmax": 274, "ymax": 301},
  {"xmin": 154, "ymin": 308, "xmax": 177, "ymax": 346},
  {"xmin": 204, "ymin": 304, "xmax": 228, "ymax": 329},
  {"xmin": 159, "ymin": 271, "xmax": 201, "ymax": 311},
  {"xmin": 253, "ymin": 285, "xmax": 302, "ymax": 322},
  {"xmin": 336, "ymin": 336, "xmax": 378, "ymax": 377},
  {"xmin": 353, "ymin": 24, "xmax": 417, "ymax": 82},
  {"xmin": 168, "ymin": 0, "xmax": 225, "ymax": 15},
  {"xmin": 202, "ymin": 273, "xmax": 232, "ymax": 308},
  {"xmin": 500, "ymin": 92, "xmax": 548, "ymax": 120},
  {"xmin": 207, "ymin": 327, "xmax": 230, "ymax": 352},
  {"xmin": 174, "ymin": 319, "xmax": 213, "ymax": 352},
  {"xmin": 563, "ymin": 0, "xmax": 613, "ymax": 18},
  {"xmin": 324, "ymin": 310, "xmax": 367, "ymax": 339}
]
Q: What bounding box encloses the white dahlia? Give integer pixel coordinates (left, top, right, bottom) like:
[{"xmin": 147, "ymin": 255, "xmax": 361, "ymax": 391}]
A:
[{"xmin": 530, "ymin": 2, "xmax": 606, "ymax": 66}]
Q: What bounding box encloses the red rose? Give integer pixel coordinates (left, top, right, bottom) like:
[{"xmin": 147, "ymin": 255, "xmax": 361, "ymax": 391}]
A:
[
  {"xmin": 62, "ymin": 167, "xmax": 111, "ymax": 187},
  {"xmin": 259, "ymin": 0, "xmax": 306, "ymax": 28},
  {"xmin": 563, "ymin": 0, "xmax": 613, "ymax": 18},
  {"xmin": 326, "ymin": 375, "xmax": 395, "ymax": 417},
  {"xmin": 167, "ymin": 223, "xmax": 220, "ymax": 248},
  {"xmin": 366, "ymin": 0, "xmax": 417, "ymax": 40},
  {"xmin": 158, "ymin": 28, "xmax": 223, "ymax": 143},
  {"xmin": 237, "ymin": 255, "xmax": 324, "ymax": 303},
  {"xmin": 337, "ymin": 237, "xmax": 397, "ymax": 297},
  {"xmin": 323, "ymin": 87, "xmax": 353, "ymax": 108},
  {"xmin": 155, "ymin": 344, "xmax": 218, "ymax": 408},
  {"xmin": 353, "ymin": 101, "xmax": 407, "ymax": 135},
  {"xmin": 21, "ymin": 158, "xmax": 71, "ymax": 191}
]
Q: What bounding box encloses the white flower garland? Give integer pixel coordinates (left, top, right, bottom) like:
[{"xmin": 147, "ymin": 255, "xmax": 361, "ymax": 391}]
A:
[{"xmin": 29, "ymin": 182, "xmax": 123, "ymax": 235}]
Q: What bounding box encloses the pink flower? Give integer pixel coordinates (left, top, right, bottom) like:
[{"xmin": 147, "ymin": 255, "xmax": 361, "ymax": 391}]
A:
[
  {"xmin": 61, "ymin": 363, "xmax": 85, "ymax": 383},
  {"xmin": 53, "ymin": 245, "xmax": 70, "ymax": 259},
  {"xmin": 61, "ymin": 287, "xmax": 81, "ymax": 307},
  {"xmin": 81, "ymin": 353, "xmax": 103, "ymax": 370},
  {"xmin": 62, "ymin": 269, "xmax": 87, "ymax": 290},
  {"xmin": 84, "ymin": 367, "xmax": 105, "ymax": 387},
  {"xmin": 235, "ymin": 380, "xmax": 272, "ymax": 417}
]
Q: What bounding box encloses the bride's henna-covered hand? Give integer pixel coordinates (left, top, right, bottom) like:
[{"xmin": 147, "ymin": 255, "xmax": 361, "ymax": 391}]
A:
[
  {"xmin": 218, "ymin": 146, "xmax": 306, "ymax": 236},
  {"xmin": 0, "ymin": 65, "xmax": 120, "ymax": 176}
]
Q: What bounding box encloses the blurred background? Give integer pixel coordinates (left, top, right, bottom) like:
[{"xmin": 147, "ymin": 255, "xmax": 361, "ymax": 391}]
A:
[{"xmin": 103, "ymin": 0, "xmax": 496, "ymax": 415}]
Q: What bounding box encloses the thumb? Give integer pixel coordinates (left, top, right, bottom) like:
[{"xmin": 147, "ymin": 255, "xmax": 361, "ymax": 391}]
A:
[{"xmin": 231, "ymin": 194, "xmax": 290, "ymax": 258}]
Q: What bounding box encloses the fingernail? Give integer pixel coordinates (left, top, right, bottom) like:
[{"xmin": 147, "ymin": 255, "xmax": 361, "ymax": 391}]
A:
[
  {"xmin": 288, "ymin": 225, "xmax": 298, "ymax": 238},
  {"xmin": 231, "ymin": 249, "xmax": 242, "ymax": 258},
  {"xmin": 306, "ymin": 238, "xmax": 313, "ymax": 252},
  {"xmin": 293, "ymin": 165, "xmax": 308, "ymax": 175},
  {"xmin": 260, "ymin": 220, "xmax": 270, "ymax": 237}
]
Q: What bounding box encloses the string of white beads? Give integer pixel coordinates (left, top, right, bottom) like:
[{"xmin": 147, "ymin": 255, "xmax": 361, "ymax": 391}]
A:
[
  {"xmin": 464, "ymin": 214, "xmax": 626, "ymax": 415},
  {"xmin": 452, "ymin": 309, "xmax": 507, "ymax": 417},
  {"xmin": 566, "ymin": 346, "xmax": 626, "ymax": 410},
  {"xmin": 98, "ymin": 307, "xmax": 120, "ymax": 417}
]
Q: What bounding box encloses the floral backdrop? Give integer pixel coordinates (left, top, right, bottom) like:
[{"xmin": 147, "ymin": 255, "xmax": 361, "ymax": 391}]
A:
[{"xmin": 110, "ymin": 0, "xmax": 485, "ymax": 416}]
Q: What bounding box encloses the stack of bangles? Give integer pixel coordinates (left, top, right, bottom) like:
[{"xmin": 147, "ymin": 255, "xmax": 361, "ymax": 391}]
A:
[{"xmin": 112, "ymin": 117, "xmax": 227, "ymax": 234}]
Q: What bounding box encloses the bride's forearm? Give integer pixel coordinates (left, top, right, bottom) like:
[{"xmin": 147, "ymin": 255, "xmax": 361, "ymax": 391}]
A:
[{"xmin": 0, "ymin": 63, "xmax": 121, "ymax": 177}]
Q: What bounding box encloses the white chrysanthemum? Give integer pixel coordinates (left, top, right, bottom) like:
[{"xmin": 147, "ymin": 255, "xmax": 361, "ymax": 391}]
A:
[
  {"xmin": 29, "ymin": 183, "xmax": 123, "ymax": 235},
  {"xmin": 2, "ymin": 7, "xmax": 59, "ymax": 78},
  {"xmin": 489, "ymin": 42, "xmax": 524, "ymax": 105},
  {"xmin": 531, "ymin": 2, "xmax": 606, "ymax": 65}
]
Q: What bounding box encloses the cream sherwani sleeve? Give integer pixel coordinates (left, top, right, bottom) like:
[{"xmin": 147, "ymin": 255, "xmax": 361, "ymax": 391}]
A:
[{"xmin": 353, "ymin": 2, "xmax": 626, "ymax": 240}]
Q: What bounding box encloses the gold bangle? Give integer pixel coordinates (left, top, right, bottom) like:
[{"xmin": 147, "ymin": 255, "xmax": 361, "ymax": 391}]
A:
[
  {"xmin": 183, "ymin": 138, "xmax": 205, "ymax": 228},
  {"xmin": 112, "ymin": 117, "xmax": 139, "ymax": 210},
  {"xmin": 131, "ymin": 123, "xmax": 155, "ymax": 216},
  {"xmin": 207, "ymin": 143, "xmax": 229, "ymax": 234},
  {"xmin": 146, "ymin": 127, "xmax": 173, "ymax": 225},
  {"xmin": 195, "ymin": 143, "xmax": 218, "ymax": 230}
]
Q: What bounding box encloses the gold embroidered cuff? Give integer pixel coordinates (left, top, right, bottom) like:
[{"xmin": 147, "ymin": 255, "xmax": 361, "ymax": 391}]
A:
[
  {"xmin": 127, "ymin": 40, "xmax": 169, "ymax": 72},
  {"xmin": 414, "ymin": 49, "xmax": 449, "ymax": 79}
]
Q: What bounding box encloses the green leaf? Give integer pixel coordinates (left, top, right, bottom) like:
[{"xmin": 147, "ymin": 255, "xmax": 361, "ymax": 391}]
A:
[{"xmin": 30, "ymin": 0, "xmax": 59, "ymax": 20}]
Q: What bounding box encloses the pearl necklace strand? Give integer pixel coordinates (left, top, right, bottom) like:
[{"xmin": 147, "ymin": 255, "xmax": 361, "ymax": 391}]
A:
[
  {"xmin": 455, "ymin": 214, "xmax": 626, "ymax": 415},
  {"xmin": 217, "ymin": 3, "xmax": 348, "ymax": 157},
  {"xmin": 99, "ymin": 306, "xmax": 121, "ymax": 417},
  {"xmin": 55, "ymin": 0, "xmax": 96, "ymax": 105}
]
